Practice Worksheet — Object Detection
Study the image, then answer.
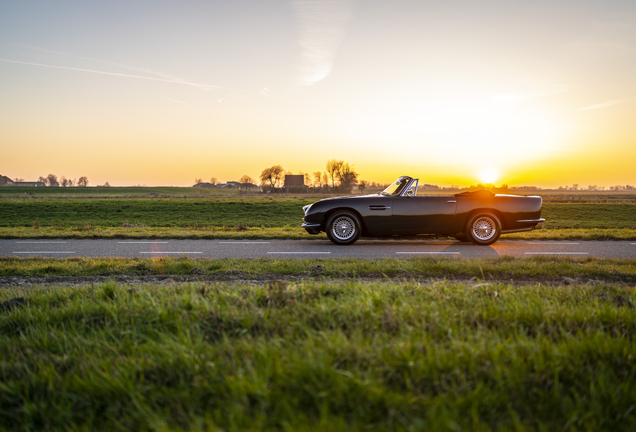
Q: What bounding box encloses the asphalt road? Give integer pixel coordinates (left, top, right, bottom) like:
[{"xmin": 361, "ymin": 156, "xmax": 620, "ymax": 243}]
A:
[{"xmin": 2, "ymin": 239, "xmax": 636, "ymax": 259}]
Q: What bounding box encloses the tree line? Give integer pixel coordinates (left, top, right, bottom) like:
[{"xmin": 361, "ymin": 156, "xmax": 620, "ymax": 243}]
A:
[
  {"xmin": 259, "ymin": 160, "xmax": 385, "ymax": 193},
  {"xmin": 37, "ymin": 174, "xmax": 89, "ymax": 187}
]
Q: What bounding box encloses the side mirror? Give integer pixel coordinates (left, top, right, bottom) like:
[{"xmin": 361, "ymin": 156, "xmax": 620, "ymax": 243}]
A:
[{"xmin": 406, "ymin": 189, "xmax": 414, "ymax": 197}]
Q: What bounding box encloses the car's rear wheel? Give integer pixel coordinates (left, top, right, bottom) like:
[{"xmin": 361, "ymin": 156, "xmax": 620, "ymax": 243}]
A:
[
  {"xmin": 325, "ymin": 211, "xmax": 361, "ymax": 245},
  {"xmin": 465, "ymin": 213, "xmax": 501, "ymax": 246}
]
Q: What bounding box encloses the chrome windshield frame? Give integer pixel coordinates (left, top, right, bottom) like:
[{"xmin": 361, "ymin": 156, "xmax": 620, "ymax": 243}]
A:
[{"xmin": 399, "ymin": 178, "xmax": 419, "ymax": 197}]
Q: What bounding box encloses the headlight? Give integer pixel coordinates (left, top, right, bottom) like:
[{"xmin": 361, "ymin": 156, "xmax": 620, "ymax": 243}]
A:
[{"xmin": 303, "ymin": 204, "xmax": 313, "ymax": 215}]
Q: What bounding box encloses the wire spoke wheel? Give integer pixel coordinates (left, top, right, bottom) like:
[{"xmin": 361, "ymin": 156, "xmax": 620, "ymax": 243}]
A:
[
  {"xmin": 331, "ymin": 216, "xmax": 356, "ymax": 241},
  {"xmin": 472, "ymin": 216, "xmax": 497, "ymax": 241}
]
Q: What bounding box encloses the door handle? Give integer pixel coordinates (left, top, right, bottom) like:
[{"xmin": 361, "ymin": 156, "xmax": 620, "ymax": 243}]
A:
[
  {"xmin": 447, "ymin": 200, "xmax": 457, "ymax": 203},
  {"xmin": 369, "ymin": 205, "xmax": 390, "ymax": 210}
]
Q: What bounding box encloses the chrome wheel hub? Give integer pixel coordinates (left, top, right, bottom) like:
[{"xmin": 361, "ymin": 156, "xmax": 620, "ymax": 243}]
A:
[
  {"xmin": 472, "ymin": 217, "xmax": 496, "ymax": 241},
  {"xmin": 332, "ymin": 216, "xmax": 356, "ymax": 241}
]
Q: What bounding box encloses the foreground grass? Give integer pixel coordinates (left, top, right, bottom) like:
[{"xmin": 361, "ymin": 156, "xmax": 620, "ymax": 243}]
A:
[
  {"xmin": 2, "ymin": 255, "xmax": 636, "ymax": 283},
  {"xmin": 1, "ymin": 279, "xmax": 636, "ymax": 431}
]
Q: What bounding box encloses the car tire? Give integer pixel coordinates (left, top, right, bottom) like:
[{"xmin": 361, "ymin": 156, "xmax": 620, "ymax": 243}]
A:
[
  {"xmin": 454, "ymin": 234, "xmax": 468, "ymax": 242},
  {"xmin": 325, "ymin": 211, "xmax": 361, "ymax": 245},
  {"xmin": 465, "ymin": 213, "xmax": 501, "ymax": 246}
]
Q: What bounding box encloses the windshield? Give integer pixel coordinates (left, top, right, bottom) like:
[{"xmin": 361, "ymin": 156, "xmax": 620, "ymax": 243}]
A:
[{"xmin": 379, "ymin": 176, "xmax": 412, "ymax": 196}]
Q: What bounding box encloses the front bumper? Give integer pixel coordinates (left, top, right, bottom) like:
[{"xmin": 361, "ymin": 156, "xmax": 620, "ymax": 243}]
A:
[{"xmin": 301, "ymin": 222, "xmax": 321, "ymax": 235}]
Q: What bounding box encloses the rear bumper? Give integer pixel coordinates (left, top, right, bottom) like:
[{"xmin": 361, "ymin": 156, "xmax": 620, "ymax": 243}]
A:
[{"xmin": 301, "ymin": 222, "xmax": 322, "ymax": 235}]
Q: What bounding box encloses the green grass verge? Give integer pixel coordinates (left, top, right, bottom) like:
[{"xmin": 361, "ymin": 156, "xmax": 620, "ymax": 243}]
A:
[
  {"xmin": 2, "ymin": 196, "xmax": 636, "ymax": 239},
  {"xmin": 1, "ymin": 279, "xmax": 635, "ymax": 430},
  {"xmin": 2, "ymin": 255, "xmax": 636, "ymax": 283},
  {"xmin": 2, "ymin": 199, "xmax": 636, "ymax": 229}
]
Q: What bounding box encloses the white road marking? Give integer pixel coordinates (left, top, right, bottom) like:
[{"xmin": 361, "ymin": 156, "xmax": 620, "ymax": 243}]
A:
[
  {"xmin": 15, "ymin": 241, "xmax": 67, "ymax": 244},
  {"xmin": 396, "ymin": 252, "xmax": 460, "ymax": 255},
  {"xmin": 139, "ymin": 252, "xmax": 202, "ymax": 254},
  {"xmin": 219, "ymin": 241, "xmax": 270, "ymax": 244},
  {"xmin": 267, "ymin": 252, "xmax": 331, "ymax": 254},
  {"xmin": 525, "ymin": 252, "xmax": 589, "ymax": 255},
  {"xmin": 527, "ymin": 242, "xmax": 579, "ymax": 245},
  {"xmin": 13, "ymin": 251, "xmax": 75, "ymax": 254},
  {"xmin": 118, "ymin": 241, "xmax": 169, "ymax": 244}
]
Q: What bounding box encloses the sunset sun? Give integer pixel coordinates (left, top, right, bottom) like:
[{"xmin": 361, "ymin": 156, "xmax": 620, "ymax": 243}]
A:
[{"xmin": 478, "ymin": 169, "xmax": 500, "ymax": 185}]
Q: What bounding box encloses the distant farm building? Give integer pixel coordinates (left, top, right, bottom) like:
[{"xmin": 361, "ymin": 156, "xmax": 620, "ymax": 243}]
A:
[
  {"xmin": 0, "ymin": 175, "xmax": 45, "ymax": 187},
  {"xmin": 192, "ymin": 182, "xmax": 216, "ymax": 189},
  {"xmin": 193, "ymin": 181, "xmax": 259, "ymax": 190},
  {"xmin": 284, "ymin": 174, "xmax": 308, "ymax": 192},
  {"xmin": 8, "ymin": 181, "xmax": 46, "ymax": 187}
]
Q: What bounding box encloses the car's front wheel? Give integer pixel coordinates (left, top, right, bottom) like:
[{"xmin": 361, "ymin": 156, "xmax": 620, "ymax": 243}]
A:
[
  {"xmin": 325, "ymin": 211, "xmax": 361, "ymax": 245},
  {"xmin": 465, "ymin": 213, "xmax": 501, "ymax": 246}
]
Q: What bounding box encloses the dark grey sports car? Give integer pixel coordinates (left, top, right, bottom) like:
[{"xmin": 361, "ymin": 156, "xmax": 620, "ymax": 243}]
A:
[{"xmin": 302, "ymin": 176, "xmax": 544, "ymax": 245}]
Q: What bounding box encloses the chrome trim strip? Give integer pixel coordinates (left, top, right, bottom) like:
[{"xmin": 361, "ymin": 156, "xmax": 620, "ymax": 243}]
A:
[
  {"xmin": 516, "ymin": 218, "xmax": 546, "ymax": 223},
  {"xmin": 301, "ymin": 222, "xmax": 321, "ymax": 228},
  {"xmin": 447, "ymin": 200, "xmax": 457, "ymax": 203}
]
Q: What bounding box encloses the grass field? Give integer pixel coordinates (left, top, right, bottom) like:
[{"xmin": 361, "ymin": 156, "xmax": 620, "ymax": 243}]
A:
[
  {"xmin": 2, "ymin": 272, "xmax": 635, "ymax": 431},
  {"xmin": 1, "ymin": 187, "xmax": 635, "ymax": 240}
]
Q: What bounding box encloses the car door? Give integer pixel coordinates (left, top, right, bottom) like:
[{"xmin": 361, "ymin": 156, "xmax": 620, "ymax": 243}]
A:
[{"xmin": 391, "ymin": 196, "xmax": 458, "ymax": 234}]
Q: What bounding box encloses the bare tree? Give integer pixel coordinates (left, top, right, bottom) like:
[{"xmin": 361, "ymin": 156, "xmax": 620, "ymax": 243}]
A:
[
  {"xmin": 321, "ymin": 172, "xmax": 329, "ymax": 187},
  {"xmin": 358, "ymin": 180, "xmax": 368, "ymax": 194},
  {"xmin": 194, "ymin": 178, "xmax": 203, "ymax": 184},
  {"xmin": 325, "ymin": 159, "xmax": 343, "ymax": 188},
  {"xmin": 337, "ymin": 162, "xmax": 358, "ymax": 192},
  {"xmin": 70, "ymin": 178, "xmax": 76, "ymax": 187},
  {"xmin": 60, "ymin": 176, "xmax": 69, "ymax": 187},
  {"xmin": 77, "ymin": 176, "xmax": 89, "ymax": 187},
  {"xmin": 103, "ymin": 181, "xmax": 111, "ymax": 187},
  {"xmin": 313, "ymin": 171, "xmax": 322, "ymax": 187},
  {"xmin": 260, "ymin": 165, "xmax": 284, "ymax": 188},
  {"xmin": 209, "ymin": 177, "xmax": 218, "ymax": 185},
  {"xmin": 240, "ymin": 175, "xmax": 253, "ymax": 184},
  {"xmin": 304, "ymin": 172, "xmax": 311, "ymax": 186},
  {"xmin": 46, "ymin": 174, "xmax": 59, "ymax": 186},
  {"xmin": 38, "ymin": 176, "xmax": 48, "ymax": 185}
]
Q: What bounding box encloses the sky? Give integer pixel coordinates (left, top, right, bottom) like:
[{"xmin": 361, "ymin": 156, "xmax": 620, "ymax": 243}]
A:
[{"xmin": 1, "ymin": 0, "xmax": 635, "ymax": 188}]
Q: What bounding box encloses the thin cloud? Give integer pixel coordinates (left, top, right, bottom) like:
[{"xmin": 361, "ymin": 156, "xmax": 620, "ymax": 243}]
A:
[
  {"xmin": 259, "ymin": 87, "xmax": 272, "ymax": 96},
  {"xmin": 0, "ymin": 58, "xmax": 232, "ymax": 90},
  {"xmin": 578, "ymin": 99, "xmax": 627, "ymax": 111},
  {"xmin": 291, "ymin": 0, "xmax": 355, "ymax": 86}
]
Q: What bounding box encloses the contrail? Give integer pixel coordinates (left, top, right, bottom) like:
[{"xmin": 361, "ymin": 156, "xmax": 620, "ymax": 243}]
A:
[
  {"xmin": 578, "ymin": 99, "xmax": 626, "ymax": 111},
  {"xmin": 0, "ymin": 58, "xmax": 233, "ymax": 90},
  {"xmin": 5, "ymin": 42, "xmax": 205, "ymax": 88}
]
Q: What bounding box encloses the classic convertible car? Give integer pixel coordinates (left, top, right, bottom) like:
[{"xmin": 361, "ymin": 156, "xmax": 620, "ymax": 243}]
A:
[{"xmin": 302, "ymin": 176, "xmax": 544, "ymax": 245}]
